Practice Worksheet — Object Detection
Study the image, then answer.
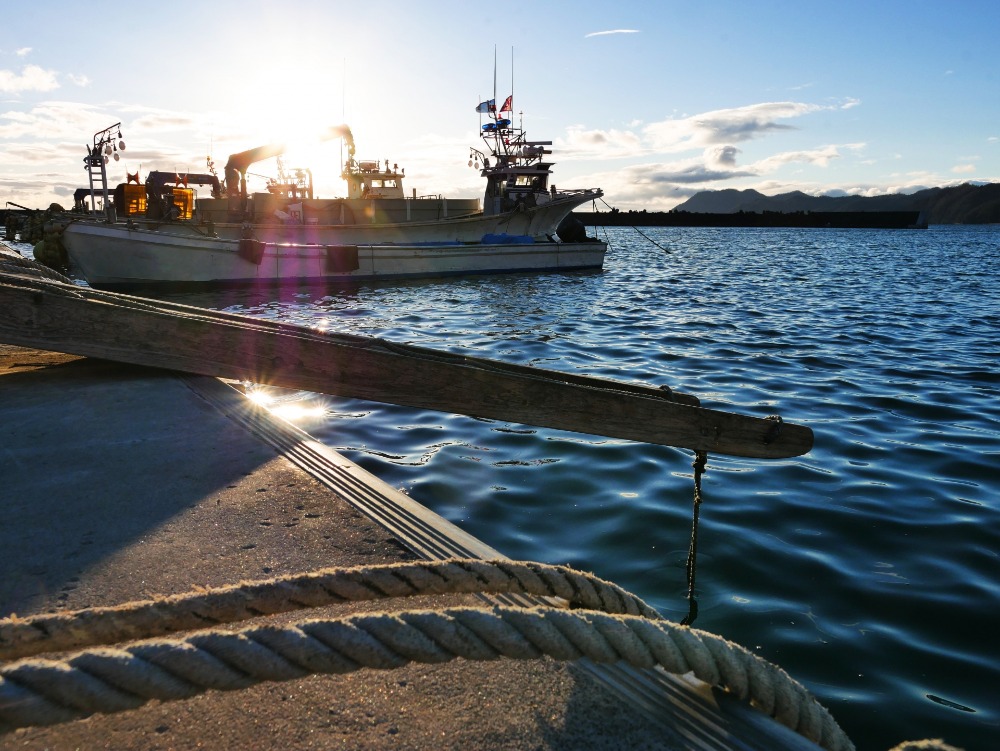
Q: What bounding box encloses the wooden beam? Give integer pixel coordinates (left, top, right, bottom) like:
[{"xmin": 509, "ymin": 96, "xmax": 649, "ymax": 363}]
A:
[{"xmin": 0, "ymin": 272, "xmax": 813, "ymax": 458}]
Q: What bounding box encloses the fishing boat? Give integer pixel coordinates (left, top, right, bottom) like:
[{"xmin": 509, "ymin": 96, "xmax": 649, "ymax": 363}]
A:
[{"xmin": 53, "ymin": 108, "xmax": 606, "ymax": 290}]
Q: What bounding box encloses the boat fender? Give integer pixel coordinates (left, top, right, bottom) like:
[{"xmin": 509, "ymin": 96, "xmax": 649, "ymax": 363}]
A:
[
  {"xmin": 325, "ymin": 245, "xmax": 359, "ymax": 273},
  {"xmin": 556, "ymin": 214, "xmax": 588, "ymax": 243},
  {"xmin": 238, "ymin": 238, "xmax": 266, "ymax": 265}
]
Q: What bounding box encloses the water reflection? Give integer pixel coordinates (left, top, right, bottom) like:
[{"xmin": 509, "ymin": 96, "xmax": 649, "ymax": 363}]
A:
[{"xmin": 151, "ymin": 225, "xmax": 1000, "ymax": 750}]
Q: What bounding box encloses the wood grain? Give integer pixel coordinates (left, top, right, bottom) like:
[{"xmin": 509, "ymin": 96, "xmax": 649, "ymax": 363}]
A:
[{"xmin": 0, "ymin": 273, "xmax": 813, "ymax": 458}]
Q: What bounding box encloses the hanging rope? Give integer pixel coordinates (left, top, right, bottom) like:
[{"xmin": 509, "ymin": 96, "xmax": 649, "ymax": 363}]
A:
[{"xmin": 680, "ymin": 451, "xmax": 709, "ymax": 626}]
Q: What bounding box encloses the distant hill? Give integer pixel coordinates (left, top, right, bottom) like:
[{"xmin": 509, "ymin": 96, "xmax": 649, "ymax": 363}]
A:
[{"xmin": 673, "ymin": 183, "xmax": 1000, "ymax": 224}]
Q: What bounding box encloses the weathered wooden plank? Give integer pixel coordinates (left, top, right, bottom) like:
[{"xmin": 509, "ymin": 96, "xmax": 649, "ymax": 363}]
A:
[{"xmin": 0, "ymin": 273, "xmax": 813, "ymax": 458}]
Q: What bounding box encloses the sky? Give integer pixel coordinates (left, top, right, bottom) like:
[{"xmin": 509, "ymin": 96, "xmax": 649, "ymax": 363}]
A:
[{"xmin": 2, "ymin": 0, "xmax": 998, "ymax": 213}]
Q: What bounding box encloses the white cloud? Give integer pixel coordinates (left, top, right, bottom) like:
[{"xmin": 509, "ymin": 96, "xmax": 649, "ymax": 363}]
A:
[
  {"xmin": 557, "ymin": 125, "xmax": 645, "ymax": 158},
  {"xmin": 585, "ymin": 29, "xmax": 640, "ymax": 38},
  {"xmin": 750, "ymin": 143, "xmax": 864, "ymax": 173},
  {"xmin": 546, "ymin": 97, "xmax": 877, "ymax": 209},
  {"xmin": 643, "ymin": 101, "xmax": 826, "ymax": 152},
  {"xmin": 16, "ymin": 47, "xmax": 31, "ymax": 57},
  {"xmin": 627, "ymin": 159, "xmax": 755, "ymax": 185},
  {"xmin": 67, "ymin": 74, "xmax": 91, "ymax": 87},
  {"xmin": 0, "ymin": 65, "xmax": 59, "ymax": 93},
  {"xmin": 705, "ymin": 144, "xmax": 740, "ymax": 168},
  {"xmin": 951, "ymin": 164, "xmax": 976, "ymax": 174}
]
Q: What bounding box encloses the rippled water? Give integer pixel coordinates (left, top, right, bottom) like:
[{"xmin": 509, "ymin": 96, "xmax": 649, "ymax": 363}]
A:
[{"xmin": 74, "ymin": 226, "xmax": 1000, "ymax": 749}]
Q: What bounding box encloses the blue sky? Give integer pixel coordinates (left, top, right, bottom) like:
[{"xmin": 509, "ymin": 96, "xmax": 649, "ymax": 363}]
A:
[{"xmin": 2, "ymin": 1, "xmax": 998, "ymax": 212}]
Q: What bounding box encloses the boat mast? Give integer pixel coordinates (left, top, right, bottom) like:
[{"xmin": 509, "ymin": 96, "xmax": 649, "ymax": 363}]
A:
[{"xmin": 509, "ymin": 47, "xmax": 516, "ymax": 155}]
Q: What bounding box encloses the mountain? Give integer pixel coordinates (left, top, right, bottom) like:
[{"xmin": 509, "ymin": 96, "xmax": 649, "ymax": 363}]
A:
[{"xmin": 673, "ymin": 183, "xmax": 1000, "ymax": 224}]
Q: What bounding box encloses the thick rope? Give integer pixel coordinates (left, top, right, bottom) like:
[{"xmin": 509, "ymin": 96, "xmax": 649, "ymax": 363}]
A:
[
  {"xmin": 886, "ymin": 742, "xmax": 965, "ymax": 751},
  {"xmin": 0, "ymin": 604, "xmax": 854, "ymax": 751},
  {"xmin": 0, "ymin": 253, "xmax": 73, "ymax": 284},
  {"xmin": 0, "ymin": 559, "xmax": 660, "ymax": 662}
]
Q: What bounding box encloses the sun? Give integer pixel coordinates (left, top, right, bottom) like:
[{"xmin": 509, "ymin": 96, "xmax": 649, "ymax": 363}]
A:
[
  {"xmin": 213, "ymin": 40, "xmax": 408, "ymax": 200},
  {"xmin": 222, "ymin": 63, "xmax": 357, "ymax": 199}
]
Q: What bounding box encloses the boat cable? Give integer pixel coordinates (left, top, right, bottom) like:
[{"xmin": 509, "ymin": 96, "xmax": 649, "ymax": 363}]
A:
[{"xmin": 596, "ymin": 196, "xmax": 673, "ymax": 254}]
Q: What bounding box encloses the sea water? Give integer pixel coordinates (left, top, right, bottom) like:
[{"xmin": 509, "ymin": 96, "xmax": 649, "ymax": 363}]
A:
[{"xmin": 94, "ymin": 226, "xmax": 1000, "ymax": 749}]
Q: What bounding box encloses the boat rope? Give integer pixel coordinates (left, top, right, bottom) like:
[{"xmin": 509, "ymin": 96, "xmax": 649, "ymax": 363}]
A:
[
  {"xmin": 680, "ymin": 450, "xmax": 709, "ymax": 626},
  {"xmin": 631, "ymin": 224, "xmax": 673, "ymax": 254},
  {"xmin": 596, "ymin": 197, "xmax": 672, "ymax": 254},
  {"xmin": 0, "ymin": 248, "xmax": 73, "ymax": 285},
  {"xmin": 0, "ymin": 559, "xmax": 659, "ymax": 662},
  {"xmin": 0, "ymin": 559, "xmax": 854, "ymax": 751},
  {"xmin": 885, "ymin": 741, "xmax": 965, "ymax": 751}
]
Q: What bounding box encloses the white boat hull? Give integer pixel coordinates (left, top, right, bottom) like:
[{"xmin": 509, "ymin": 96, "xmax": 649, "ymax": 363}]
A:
[
  {"xmin": 205, "ymin": 192, "xmax": 596, "ymax": 245},
  {"xmin": 60, "ymin": 222, "xmax": 607, "ymax": 289}
]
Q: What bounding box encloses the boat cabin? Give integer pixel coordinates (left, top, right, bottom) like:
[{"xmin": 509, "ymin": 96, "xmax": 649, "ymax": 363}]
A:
[
  {"xmin": 479, "ymin": 141, "xmax": 555, "ymax": 216},
  {"xmin": 343, "ymin": 159, "xmax": 406, "ymax": 200},
  {"xmin": 264, "ymin": 165, "xmax": 313, "ymax": 201}
]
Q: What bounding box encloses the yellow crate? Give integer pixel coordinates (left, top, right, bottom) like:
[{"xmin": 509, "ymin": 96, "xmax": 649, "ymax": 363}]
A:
[
  {"xmin": 172, "ymin": 188, "xmax": 194, "ymax": 220},
  {"xmin": 122, "ymin": 184, "xmax": 146, "ymax": 216}
]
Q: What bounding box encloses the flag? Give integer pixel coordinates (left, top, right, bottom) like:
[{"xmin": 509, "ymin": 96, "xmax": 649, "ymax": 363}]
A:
[
  {"xmin": 475, "ymin": 99, "xmax": 495, "ymax": 114},
  {"xmin": 499, "ymin": 95, "xmax": 512, "ymax": 114}
]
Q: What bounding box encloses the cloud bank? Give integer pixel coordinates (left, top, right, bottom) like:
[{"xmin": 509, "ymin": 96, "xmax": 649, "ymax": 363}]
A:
[{"xmin": 557, "ymin": 98, "xmax": 878, "ymax": 209}]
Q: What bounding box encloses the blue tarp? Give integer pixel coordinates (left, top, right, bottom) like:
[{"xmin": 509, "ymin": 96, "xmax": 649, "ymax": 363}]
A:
[{"xmin": 480, "ymin": 233, "xmax": 534, "ymax": 245}]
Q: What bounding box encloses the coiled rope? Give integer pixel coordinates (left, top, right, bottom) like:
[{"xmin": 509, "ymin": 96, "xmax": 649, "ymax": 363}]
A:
[
  {"xmin": 0, "ymin": 249, "xmax": 72, "ymax": 284},
  {"xmin": 0, "ymin": 558, "xmax": 853, "ymax": 750},
  {"xmin": 0, "ymin": 559, "xmax": 659, "ymax": 662}
]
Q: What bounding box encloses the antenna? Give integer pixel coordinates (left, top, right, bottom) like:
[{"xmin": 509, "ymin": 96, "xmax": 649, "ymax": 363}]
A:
[{"xmin": 341, "ymin": 57, "xmax": 346, "ymax": 173}]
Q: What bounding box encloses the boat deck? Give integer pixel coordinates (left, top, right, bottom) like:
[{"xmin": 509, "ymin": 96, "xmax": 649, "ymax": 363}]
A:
[{"xmin": 0, "ymin": 340, "xmax": 825, "ymax": 748}]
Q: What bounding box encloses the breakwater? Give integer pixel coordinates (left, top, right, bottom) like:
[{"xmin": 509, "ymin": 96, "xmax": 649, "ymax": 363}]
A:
[{"xmin": 575, "ymin": 209, "xmax": 926, "ymax": 228}]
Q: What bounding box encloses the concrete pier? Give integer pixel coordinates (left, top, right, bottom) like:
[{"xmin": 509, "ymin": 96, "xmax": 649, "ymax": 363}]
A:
[{"xmin": 0, "ymin": 339, "xmax": 823, "ymax": 749}]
